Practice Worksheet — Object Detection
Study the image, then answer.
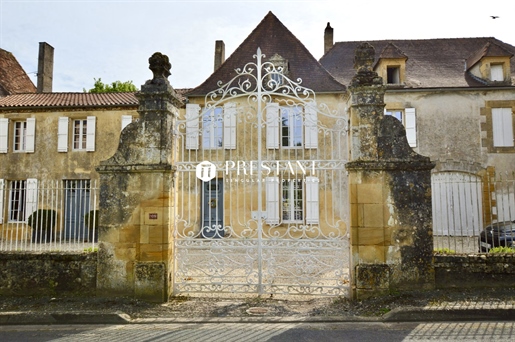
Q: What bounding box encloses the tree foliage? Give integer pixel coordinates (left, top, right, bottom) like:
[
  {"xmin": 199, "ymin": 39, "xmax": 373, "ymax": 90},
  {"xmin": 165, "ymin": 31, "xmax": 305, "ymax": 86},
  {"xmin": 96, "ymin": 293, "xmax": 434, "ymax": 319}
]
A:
[{"xmin": 84, "ymin": 78, "xmax": 138, "ymax": 93}]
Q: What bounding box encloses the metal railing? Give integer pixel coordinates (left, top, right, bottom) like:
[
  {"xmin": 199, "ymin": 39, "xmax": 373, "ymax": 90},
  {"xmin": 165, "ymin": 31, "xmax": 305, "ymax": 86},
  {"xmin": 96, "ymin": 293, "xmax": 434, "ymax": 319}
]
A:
[
  {"xmin": 0, "ymin": 179, "xmax": 98, "ymax": 252},
  {"xmin": 432, "ymin": 171, "xmax": 515, "ymax": 253}
]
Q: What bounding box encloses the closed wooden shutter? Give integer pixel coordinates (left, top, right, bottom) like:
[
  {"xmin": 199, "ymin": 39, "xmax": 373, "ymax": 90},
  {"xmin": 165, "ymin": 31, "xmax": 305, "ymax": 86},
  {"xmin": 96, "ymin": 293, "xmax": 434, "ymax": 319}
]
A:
[
  {"xmin": 25, "ymin": 178, "xmax": 38, "ymax": 222},
  {"xmin": 266, "ymin": 103, "xmax": 280, "ymax": 149},
  {"xmin": 265, "ymin": 176, "xmax": 280, "ymax": 224},
  {"xmin": 304, "ymin": 102, "xmax": 318, "ymax": 149},
  {"xmin": 86, "ymin": 116, "xmax": 96, "ymax": 152},
  {"xmin": 0, "ymin": 179, "xmax": 4, "ymax": 224},
  {"xmin": 492, "ymin": 108, "xmax": 514, "ymax": 147},
  {"xmin": 57, "ymin": 117, "xmax": 69, "ymax": 152},
  {"xmin": 25, "ymin": 118, "xmax": 36, "ymax": 153},
  {"xmin": 0, "ymin": 118, "xmax": 8, "ymax": 153},
  {"xmin": 186, "ymin": 104, "xmax": 200, "ymax": 150},
  {"xmin": 405, "ymin": 108, "xmax": 417, "ymax": 147},
  {"xmin": 121, "ymin": 115, "xmax": 133, "ymax": 131},
  {"xmin": 305, "ymin": 176, "xmax": 319, "ymax": 224}
]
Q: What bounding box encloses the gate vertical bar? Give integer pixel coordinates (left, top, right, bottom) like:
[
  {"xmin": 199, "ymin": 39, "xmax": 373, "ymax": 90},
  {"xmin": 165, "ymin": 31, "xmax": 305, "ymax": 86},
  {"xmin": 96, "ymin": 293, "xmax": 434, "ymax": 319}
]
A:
[{"xmin": 256, "ymin": 48, "xmax": 264, "ymax": 295}]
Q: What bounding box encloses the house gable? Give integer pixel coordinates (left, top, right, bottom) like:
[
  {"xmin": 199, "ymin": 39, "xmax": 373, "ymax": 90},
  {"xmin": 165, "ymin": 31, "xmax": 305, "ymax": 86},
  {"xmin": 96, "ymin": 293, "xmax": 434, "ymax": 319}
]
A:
[{"xmin": 187, "ymin": 11, "xmax": 345, "ymax": 97}]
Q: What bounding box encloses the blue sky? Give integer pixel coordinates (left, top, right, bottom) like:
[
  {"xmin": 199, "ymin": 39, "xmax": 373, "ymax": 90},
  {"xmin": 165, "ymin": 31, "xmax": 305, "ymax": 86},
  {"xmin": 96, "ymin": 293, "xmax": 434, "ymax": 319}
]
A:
[{"xmin": 1, "ymin": 0, "xmax": 513, "ymax": 92}]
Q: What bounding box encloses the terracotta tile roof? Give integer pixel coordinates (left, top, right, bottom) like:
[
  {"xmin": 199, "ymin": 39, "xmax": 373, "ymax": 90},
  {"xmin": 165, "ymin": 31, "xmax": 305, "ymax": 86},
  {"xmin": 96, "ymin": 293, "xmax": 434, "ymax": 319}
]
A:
[
  {"xmin": 0, "ymin": 48, "xmax": 37, "ymax": 96},
  {"xmin": 320, "ymin": 37, "xmax": 515, "ymax": 88},
  {"xmin": 187, "ymin": 11, "xmax": 345, "ymax": 97},
  {"xmin": 0, "ymin": 92, "xmax": 138, "ymax": 109}
]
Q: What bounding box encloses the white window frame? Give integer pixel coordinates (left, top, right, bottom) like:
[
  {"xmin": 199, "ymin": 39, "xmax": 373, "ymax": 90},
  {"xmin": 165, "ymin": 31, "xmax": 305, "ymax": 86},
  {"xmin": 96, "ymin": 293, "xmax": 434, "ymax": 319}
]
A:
[
  {"xmin": 202, "ymin": 107, "xmax": 224, "ymax": 149},
  {"xmin": 73, "ymin": 119, "xmax": 88, "ymax": 151},
  {"xmin": 8, "ymin": 180, "xmax": 26, "ymax": 222},
  {"xmin": 265, "ymin": 176, "xmax": 319, "ymax": 225},
  {"xmin": 282, "ymin": 178, "xmax": 304, "ymax": 223},
  {"xmin": 385, "ymin": 107, "xmax": 416, "ymax": 147},
  {"xmin": 12, "ymin": 118, "xmax": 35, "ymax": 153},
  {"xmin": 72, "ymin": 117, "xmax": 96, "ymax": 151},
  {"xmin": 492, "ymin": 108, "xmax": 514, "ymax": 147},
  {"xmin": 280, "ymin": 106, "xmax": 303, "ymax": 148}
]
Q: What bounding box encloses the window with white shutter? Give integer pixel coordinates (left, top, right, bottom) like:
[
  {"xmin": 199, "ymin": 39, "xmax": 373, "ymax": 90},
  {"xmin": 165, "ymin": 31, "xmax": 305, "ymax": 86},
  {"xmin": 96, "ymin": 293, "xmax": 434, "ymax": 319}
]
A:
[
  {"xmin": 491, "ymin": 64, "xmax": 504, "ymax": 82},
  {"xmin": 186, "ymin": 103, "xmax": 200, "ymax": 150},
  {"xmin": 0, "ymin": 118, "xmax": 8, "ymax": 153},
  {"xmin": 265, "ymin": 176, "xmax": 280, "ymax": 224},
  {"xmin": 280, "ymin": 106, "xmax": 303, "ymax": 148},
  {"xmin": 492, "ymin": 108, "xmax": 514, "ymax": 147},
  {"xmin": 57, "ymin": 117, "xmax": 69, "ymax": 152},
  {"xmin": 305, "ymin": 176, "xmax": 319, "ymax": 224},
  {"xmin": 86, "ymin": 116, "xmax": 96, "ymax": 152},
  {"xmin": 25, "ymin": 178, "xmax": 38, "ymax": 222},
  {"xmin": 405, "ymin": 108, "xmax": 417, "ymax": 147},
  {"xmin": 304, "ymin": 102, "xmax": 318, "ymax": 149},
  {"xmin": 223, "ymin": 103, "xmax": 237, "ymax": 149},
  {"xmin": 0, "ymin": 179, "xmax": 4, "ymax": 224},
  {"xmin": 121, "ymin": 115, "xmax": 133, "ymax": 131},
  {"xmin": 266, "ymin": 103, "xmax": 280, "ymax": 149},
  {"xmin": 25, "ymin": 118, "xmax": 35, "ymax": 153},
  {"xmin": 8, "ymin": 180, "xmax": 26, "ymax": 222}
]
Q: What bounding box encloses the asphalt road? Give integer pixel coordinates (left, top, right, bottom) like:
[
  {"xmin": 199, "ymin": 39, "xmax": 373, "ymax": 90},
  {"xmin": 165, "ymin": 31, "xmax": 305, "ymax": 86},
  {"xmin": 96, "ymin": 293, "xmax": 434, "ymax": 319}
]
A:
[{"xmin": 0, "ymin": 321, "xmax": 514, "ymax": 341}]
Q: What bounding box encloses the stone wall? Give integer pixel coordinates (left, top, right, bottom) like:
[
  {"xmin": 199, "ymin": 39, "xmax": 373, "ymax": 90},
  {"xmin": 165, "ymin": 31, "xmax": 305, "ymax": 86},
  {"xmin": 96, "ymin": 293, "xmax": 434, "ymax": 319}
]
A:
[
  {"xmin": 0, "ymin": 252, "xmax": 97, "ymax": 296},
  {"xmin": 435, "ymin": 254, "xmax": 515, "ymax": 289}
]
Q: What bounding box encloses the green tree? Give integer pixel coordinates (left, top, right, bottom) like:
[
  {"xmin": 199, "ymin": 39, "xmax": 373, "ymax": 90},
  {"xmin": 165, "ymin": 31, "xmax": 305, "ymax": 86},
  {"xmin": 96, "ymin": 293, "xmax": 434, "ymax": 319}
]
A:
[{"xmin": 84, "ymin": 78, "xmax": 138, "ymax": 93}]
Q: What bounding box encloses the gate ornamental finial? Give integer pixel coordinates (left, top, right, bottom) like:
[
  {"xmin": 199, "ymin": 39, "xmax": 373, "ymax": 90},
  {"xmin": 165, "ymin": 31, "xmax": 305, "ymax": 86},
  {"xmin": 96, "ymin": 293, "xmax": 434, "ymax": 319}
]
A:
[{"xmin": 149, "ymin": 52, "xmax": 171, "ymax": 80}]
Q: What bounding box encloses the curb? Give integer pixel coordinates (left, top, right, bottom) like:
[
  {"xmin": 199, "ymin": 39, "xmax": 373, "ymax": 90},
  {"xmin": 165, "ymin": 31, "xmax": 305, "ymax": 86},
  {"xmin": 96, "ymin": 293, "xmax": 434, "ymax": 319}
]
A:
[
  {"xmin": 0, "ymin": 312, "xmax": 131, "ymax": 325},
  {"xmin": 383, "ymin": 307, "xmax": 515, "ymax": 322},
  {"xmin": 1, "ymin": 308, "xmax": 515, "ymax": 325}
]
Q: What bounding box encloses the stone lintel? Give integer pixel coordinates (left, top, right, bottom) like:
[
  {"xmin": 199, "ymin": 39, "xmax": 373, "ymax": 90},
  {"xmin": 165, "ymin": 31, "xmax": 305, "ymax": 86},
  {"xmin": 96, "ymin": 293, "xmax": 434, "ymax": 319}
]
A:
[
  {"xmin": 96, "ymin": 164, "xmax": 175, "ymax": 174},
  {"xmin": 346, "ymin": 160, "xmax": 435, "ymax": 172}
]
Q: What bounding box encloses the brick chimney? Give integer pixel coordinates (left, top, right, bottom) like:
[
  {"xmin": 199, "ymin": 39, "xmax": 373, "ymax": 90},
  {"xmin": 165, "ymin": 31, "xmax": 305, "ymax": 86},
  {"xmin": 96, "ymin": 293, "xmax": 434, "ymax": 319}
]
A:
[
  {"xmin": 214, "ymin": 40, "xmax": 225, "ymax": 71},
  {"xmin": 37, "ymin": 42, "xmax": 54, "ymax": 93},
  {"xmin": 324, "ymin": 22, "xmax": 334, "ymax": 55}
]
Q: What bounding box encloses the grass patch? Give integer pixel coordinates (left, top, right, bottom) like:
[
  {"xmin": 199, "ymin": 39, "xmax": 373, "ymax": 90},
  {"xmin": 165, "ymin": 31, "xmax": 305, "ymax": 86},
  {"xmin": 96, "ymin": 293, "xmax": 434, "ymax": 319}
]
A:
[
  {"xmin": 433, "ymin": 248, "xmax": 456, "ymax": 254},
  {"xmin": 489, "ymin": 246, "xmax": 515, "ymax": 254}
]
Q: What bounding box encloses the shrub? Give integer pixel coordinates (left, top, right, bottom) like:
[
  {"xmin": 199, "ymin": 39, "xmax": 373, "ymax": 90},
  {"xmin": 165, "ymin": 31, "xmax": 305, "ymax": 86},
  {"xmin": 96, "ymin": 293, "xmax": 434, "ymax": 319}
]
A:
[
  {"xmin": 27, "ymin": 209, "xmax": 57, "ymax": 243},
  {"xmin": 489, "ymin": 246, "xmax": 515, "ymax": 254}
]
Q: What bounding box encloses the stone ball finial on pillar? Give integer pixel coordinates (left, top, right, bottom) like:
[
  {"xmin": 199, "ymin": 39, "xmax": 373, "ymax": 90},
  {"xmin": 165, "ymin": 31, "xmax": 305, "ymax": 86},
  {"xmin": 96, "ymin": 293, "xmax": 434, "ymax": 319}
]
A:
[
  {"xmin": 353, "ymin": 42, "xmax": 375, "ymax": 71},
  {"xmin": 350, "ymin": 43, "xmax": 383, "ymax": 87},
  {"xmin": 148, "ymin": 52, "xmax": 171, "ymax": 80}
]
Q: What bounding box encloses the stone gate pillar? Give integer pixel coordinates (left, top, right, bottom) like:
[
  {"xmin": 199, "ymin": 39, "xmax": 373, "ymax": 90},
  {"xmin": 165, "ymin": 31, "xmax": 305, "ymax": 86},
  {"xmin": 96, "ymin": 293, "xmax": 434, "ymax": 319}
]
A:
[
  {"xmin": 346, "ymin": 43, "xmax": 435, "ymax": 299},
  {"xmin": 96, "ymin": 53, "xmax": 181, "ymax": 302}
]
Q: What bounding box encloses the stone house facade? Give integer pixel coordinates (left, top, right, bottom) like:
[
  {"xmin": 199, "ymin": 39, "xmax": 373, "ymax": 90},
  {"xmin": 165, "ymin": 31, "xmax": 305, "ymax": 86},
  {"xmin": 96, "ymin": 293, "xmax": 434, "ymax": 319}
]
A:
[
  {"xmin": 320, "ymin": 30, "xmax": 515, "ymax": 234},
  {"xmin": 0, "ymin": 92, "xmax": 138, "ymax": 239}
]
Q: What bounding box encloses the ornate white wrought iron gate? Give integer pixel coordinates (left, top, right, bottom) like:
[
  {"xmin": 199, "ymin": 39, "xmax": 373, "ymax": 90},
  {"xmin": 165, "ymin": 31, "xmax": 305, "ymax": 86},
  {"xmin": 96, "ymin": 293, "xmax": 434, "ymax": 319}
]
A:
[{"xmin": 173, "ymin": 48, "xmax": 349, "ymax": 296}]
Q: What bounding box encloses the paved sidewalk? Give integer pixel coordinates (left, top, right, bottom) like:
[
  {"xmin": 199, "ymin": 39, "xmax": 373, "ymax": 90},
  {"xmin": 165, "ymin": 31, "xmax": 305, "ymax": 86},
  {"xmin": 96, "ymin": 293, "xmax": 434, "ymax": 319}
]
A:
[{"xmin": 0, "ymin": 288, "xmax": 514, "ymax": 325}]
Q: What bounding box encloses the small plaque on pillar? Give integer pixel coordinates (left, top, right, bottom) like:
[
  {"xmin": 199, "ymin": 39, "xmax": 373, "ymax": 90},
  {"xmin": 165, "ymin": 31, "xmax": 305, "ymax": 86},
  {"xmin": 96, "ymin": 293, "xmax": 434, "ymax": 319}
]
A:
[{"xmin": 149, "ymin": 213, "xmax": 158, "ymax": 220}]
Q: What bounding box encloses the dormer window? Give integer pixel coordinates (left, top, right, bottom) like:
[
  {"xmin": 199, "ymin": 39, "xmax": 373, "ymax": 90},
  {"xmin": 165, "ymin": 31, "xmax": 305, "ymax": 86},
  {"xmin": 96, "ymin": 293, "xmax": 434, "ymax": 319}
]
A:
[
  {"xmin": 490, "ymin": 63, "xmax": 504, "ymax": 81},
  {"xmin": 387, "ymin": 66, "xmax": 400, "ymax": 84},
  {"xmin": 268, "ymin": 53, "xmax": 289, "ymax": 86}
]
